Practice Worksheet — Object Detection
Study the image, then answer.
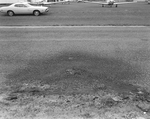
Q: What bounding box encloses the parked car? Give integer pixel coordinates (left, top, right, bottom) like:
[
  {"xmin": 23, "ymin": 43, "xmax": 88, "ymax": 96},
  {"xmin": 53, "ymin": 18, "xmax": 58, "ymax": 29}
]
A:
[{"xmin": 0, "ymin": 2, "xmax": 49, "ymax": 16}]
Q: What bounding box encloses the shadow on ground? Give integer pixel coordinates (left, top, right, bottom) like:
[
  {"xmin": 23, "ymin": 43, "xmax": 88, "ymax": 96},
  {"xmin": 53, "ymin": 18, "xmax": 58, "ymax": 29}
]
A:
[{"xmin": 5, "ymin": 51, "xmax": 142, "ymax": 95}]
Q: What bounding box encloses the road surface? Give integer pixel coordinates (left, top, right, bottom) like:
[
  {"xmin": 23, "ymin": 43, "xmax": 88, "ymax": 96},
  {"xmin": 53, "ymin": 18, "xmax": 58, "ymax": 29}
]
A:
[
  {"xmin": 0, "ymin": 26, "xmax": 150, "ymax": 88},
  {"xmin": 0, "ymin": 2, "xmax": 150, "ymax": 26}
]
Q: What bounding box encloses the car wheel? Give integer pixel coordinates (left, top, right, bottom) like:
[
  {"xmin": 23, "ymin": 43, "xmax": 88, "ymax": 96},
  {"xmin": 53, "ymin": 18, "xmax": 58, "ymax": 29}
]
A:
[
  {"xmin": 7, "ymin": 11, "xmax": 14, "ymax": 16},
  {"xmin": 33, "ymin": 10, "xmax": 40, "ymax": 16}
]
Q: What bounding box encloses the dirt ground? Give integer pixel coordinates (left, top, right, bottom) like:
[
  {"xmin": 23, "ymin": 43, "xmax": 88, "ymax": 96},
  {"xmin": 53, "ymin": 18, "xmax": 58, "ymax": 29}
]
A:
[{"xmin": 0, "ymin": 50, "xmax": 150, "ymax": 119}]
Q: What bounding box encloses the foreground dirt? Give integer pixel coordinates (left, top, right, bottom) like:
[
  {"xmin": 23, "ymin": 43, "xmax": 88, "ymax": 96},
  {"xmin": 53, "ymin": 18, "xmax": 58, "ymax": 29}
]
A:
[{"xmin": 0, "ymin": 51, "xmax": 150, "ymax": 119}]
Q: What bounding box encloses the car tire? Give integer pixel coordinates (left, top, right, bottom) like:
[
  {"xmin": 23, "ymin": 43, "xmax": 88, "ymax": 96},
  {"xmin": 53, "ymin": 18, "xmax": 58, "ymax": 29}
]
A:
[
  {"xmin": 7, "ymin": 10, "xmax": 14, "ymax": 16},
  {"xmin": 33, "ymin": 10, "xmax": 40, "ymax": 16}
]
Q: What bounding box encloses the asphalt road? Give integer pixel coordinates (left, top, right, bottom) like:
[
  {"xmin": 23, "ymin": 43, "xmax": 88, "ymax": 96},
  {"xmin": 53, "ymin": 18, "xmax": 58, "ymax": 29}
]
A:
[
  {"xmin": 0, "ymin": 26, "xmax": 150, "ymax": 89},
  {"xmin": 0, "ymin": 1, "xmax": 150, "ymax": 93},
  {"xmin": 0, "ymin": 2, "xmax": 150, "ymax": 26}
]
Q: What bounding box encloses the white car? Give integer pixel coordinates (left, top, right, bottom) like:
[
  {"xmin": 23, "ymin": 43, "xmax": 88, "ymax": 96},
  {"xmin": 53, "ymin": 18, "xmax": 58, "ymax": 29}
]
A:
[{"xmin": 0, "ymin": 2, "xmax": 49, "ymax": 16}]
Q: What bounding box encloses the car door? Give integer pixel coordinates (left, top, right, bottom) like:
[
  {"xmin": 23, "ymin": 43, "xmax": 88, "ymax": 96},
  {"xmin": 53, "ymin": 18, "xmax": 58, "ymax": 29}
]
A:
[{"xmin": 13, "ymin": 4, "xmax": 30, "ymax": 14}]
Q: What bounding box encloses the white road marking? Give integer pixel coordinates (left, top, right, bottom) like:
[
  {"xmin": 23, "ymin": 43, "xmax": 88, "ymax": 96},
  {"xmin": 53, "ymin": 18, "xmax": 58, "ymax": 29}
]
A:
[{"xmin": 0, "ymin": 26, "xmax": 147, "ymax": 29}]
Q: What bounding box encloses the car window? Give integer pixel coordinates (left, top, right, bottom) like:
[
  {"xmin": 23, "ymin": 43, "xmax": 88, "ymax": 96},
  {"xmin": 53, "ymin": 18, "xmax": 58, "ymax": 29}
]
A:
[
  {"xmin": 24, "ymin": 3, "xmax": 31, "ymax": 7},
  {"xmin": 14, "ymin": 4, "xmax": 27, "ymax": 7},
  {"xmin": 22, "ymin": 4, "xmax": 28, "ymax": 7}
]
